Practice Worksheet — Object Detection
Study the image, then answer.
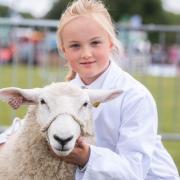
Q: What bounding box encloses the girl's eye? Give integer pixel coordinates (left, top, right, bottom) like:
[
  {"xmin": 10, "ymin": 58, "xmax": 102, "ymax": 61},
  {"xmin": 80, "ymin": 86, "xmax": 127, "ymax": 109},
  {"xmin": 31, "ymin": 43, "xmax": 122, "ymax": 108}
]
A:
[
  {"xmin": 40, "ymin": 98, "xmax": 46, "ymax": 104},
  {"xmin": 91, "ymin": 41, "xmax": 101, "ymax": 46},
  {"xmin": 69, "ymin": 44, "xmax": 80, "ymax": 48}
]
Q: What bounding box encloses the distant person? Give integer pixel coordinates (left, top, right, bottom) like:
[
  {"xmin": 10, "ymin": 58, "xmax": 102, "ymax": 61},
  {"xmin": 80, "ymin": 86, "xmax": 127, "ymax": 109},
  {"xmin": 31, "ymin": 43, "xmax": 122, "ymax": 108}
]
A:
[{"xmin": 0, "ymin": 0, "xmax": 179, "ymax": 179}]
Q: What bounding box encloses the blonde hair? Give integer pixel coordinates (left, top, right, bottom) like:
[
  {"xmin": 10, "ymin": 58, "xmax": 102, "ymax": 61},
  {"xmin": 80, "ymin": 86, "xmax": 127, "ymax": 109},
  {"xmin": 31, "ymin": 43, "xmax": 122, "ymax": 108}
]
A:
[{"xmin": 57, "ymin": 0, "xmax": 123, "ymax": 81}]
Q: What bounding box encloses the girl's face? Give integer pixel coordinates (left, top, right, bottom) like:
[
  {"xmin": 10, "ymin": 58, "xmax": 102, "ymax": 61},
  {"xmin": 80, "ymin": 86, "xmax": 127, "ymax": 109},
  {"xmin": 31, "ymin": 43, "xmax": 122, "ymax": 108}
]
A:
[{"xmin": 61, "ymin": 16, "xmax": 113, "ymax": 85}]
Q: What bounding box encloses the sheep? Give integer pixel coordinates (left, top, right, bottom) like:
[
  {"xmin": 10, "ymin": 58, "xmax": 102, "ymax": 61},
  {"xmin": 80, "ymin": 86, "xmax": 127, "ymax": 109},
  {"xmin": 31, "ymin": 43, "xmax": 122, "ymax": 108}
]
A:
[{"xmin": 0, "ymin": 82, "xmax": 122, "ymax": 180}]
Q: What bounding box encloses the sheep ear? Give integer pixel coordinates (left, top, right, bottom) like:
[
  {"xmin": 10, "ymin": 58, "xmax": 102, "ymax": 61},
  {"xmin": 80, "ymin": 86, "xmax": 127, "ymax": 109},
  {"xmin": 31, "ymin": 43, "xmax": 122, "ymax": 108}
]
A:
[
  {"xmin": 86, "ymin": 89, "xmax": 123, "ymax": 108},
  {"xmin": 0, "ymin": 87, "xmax": 41, "ymax": 109}
]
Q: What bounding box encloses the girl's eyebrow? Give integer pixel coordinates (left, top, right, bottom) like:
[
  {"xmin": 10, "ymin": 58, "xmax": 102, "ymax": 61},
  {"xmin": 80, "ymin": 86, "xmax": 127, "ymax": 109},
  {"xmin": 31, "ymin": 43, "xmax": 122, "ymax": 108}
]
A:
[
  {"xmin": 68, "ymin": 41, "xmax": 79, "ymax": 44},
  {"xmin": 68, "ymin": 36, "xmax": 103, "ymax": 44},
  {"xmin": 90, "ymin": 36, "xmax": 102, "ymax": 41}
]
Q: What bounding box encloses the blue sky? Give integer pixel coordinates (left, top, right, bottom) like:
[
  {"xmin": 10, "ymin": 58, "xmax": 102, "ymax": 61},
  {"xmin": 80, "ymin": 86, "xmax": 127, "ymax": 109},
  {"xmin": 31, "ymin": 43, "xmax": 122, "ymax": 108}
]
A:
[{"xmin": 0, "ymin": 0, "xmax": 180, "ymax": 18}]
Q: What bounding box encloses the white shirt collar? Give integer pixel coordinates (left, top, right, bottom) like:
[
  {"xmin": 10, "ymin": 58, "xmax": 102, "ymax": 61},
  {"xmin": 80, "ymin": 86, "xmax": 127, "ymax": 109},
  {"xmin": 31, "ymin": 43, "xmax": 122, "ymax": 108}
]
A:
[{"xmin": 72, "ymin": 61, "xmax": 113, "ymax": 89}]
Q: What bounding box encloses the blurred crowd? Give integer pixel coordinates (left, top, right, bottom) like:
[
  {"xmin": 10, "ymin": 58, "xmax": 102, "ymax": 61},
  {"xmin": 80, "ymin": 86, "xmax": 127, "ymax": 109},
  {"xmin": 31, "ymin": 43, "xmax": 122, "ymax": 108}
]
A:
[{"xmin": 0, "ymin": 28, "xmax": 180, "ymax": 75}]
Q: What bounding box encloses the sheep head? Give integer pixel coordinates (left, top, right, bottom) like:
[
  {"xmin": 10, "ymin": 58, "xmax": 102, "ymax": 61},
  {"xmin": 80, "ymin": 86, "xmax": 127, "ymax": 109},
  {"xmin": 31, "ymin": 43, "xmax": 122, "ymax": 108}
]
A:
[{"xmin": 0, "ymin": 82, "xmax": 122, "ymax": 156}]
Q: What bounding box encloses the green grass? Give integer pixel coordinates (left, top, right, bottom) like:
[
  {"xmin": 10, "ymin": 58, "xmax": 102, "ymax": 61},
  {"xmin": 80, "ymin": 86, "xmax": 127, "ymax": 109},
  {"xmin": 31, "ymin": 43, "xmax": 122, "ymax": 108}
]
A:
[
  {"xmin": 0, "ymin": 65, "xmax": 180, "ymax": 172},
  {"xmin": 135, "ymin": 74, "xmax": 180, "ymax": 172},
  {"xmin": 136, "ymin": 74, "xmax": 180, "ymax": 133},
  {"xmin": 0, "ymin": 64, "xmax": 68, "ymax": 124}
]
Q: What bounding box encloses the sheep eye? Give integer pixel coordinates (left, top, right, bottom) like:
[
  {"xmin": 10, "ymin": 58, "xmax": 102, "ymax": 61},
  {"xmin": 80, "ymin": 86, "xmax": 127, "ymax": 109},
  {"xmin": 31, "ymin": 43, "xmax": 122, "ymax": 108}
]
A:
[
  {"xmin": 40, "ymin": 99, "xmax": 46, "ymax": 104},
  {"xmin": 83, "ymin": 102, "xmax": 88, "ymax": 107}
]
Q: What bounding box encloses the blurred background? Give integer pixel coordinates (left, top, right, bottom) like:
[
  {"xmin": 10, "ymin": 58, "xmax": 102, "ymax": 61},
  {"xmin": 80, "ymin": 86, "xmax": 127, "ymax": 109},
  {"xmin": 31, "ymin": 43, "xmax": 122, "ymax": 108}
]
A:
[{"xmin": 0, "ymin": 0, "xmax": 180, "ymax": 173}]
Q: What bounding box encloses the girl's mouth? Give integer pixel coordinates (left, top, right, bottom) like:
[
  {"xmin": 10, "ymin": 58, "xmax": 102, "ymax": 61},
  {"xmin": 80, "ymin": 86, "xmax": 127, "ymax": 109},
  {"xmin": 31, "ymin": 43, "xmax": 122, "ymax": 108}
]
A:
[{"xmin": 80, "ymin": 61, "xmax": 96, "ymax": 65}]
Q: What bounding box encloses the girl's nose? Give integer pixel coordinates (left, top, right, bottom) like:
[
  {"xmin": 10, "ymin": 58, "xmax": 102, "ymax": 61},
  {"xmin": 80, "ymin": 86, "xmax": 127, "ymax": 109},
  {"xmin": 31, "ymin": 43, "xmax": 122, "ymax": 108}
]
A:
[{"xmin": 81, "ymin": 46, "xmax": 92, "ymax": 59}]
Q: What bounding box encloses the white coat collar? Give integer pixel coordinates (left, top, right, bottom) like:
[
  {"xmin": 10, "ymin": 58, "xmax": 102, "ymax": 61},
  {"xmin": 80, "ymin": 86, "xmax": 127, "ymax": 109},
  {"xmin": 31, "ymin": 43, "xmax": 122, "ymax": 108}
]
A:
[{"xmin": 71, "ymin": 61, "xmax": 123, "ymax": 89}]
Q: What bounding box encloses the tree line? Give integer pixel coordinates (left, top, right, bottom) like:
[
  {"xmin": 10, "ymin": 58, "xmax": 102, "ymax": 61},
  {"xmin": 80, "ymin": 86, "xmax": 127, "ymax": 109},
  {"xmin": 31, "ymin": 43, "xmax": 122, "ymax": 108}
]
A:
[
  {"xmin": 0, "ymin": 0, "xmax": 180, "ymax": 25},
  {"xmin": 45, "ymin": 0, "xmax": 180, "ymax": 25}
]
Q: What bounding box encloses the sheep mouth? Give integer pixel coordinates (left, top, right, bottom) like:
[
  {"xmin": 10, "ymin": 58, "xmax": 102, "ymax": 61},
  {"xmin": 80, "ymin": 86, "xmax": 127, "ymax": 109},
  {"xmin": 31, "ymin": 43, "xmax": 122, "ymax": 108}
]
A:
[
  {"xmin": 53, "ymin": 147, "xmax": 72, "ymax": 156},
  {"xmin": 54, "ymin": 147, "xmax": 70, "ymax": 152}
]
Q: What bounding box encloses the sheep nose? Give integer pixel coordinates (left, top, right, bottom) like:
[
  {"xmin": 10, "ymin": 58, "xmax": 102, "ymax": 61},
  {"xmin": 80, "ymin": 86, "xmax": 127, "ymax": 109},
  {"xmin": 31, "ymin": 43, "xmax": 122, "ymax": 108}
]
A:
[{"xmin": 53, "ymin": 134, "xmax": 73, "ymax": 147}]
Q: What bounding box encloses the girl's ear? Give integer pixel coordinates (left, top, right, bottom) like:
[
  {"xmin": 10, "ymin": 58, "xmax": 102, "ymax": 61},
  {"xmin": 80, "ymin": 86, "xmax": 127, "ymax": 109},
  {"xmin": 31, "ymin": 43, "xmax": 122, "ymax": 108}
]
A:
[
  {"xmin": 109, "ymin": 40, "xmax": 114, "ymax": 50},
  {"xmin": 107, "ymin": 36, "xmax": 114, "ymax": 50},
  {"xmin": 61, "ymin": 46, "xmax": 67, "ymax": 60},
  {"xmin": 61, "ymin": 46, "xmax": 65, "ymax": 53},
  {"xmin": 0, "ymin": 87, "xmax": 41, "ymax": 109},
  {"xmin": 85, "ymin": 89, "xmax": 123, "ymax": 108},
  {"xmin": 60, "ymin": 43, "xmax": 66, "ymax": 54}
]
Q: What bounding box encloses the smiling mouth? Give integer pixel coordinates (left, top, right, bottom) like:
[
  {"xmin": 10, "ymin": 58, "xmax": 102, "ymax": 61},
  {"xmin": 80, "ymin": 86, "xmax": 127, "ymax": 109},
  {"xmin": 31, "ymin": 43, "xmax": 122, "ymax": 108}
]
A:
[{"xmin": 80, "ymin": 61, "xmax": 96, "ymax": 65}]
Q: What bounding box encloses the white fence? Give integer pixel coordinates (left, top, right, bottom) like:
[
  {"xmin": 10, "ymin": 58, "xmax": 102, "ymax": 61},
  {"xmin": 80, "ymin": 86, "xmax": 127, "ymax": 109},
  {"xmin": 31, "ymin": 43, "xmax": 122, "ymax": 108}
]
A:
[{"xmin": 0, "ymin": 18, "xmax": 180, "ymax": 141}]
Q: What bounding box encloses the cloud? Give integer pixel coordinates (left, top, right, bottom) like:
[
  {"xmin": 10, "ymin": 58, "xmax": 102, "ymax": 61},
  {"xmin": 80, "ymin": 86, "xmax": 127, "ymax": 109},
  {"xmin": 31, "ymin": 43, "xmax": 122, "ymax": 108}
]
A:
[
  {"xmin": 0, "ymin": 0, "xmax": 53, "ymax": 17},
  {"xmin": 15, "ymin": 0, "xmax": 53, "ymax": 17},
  {"xmin": 162, "ymin": 0, "xmax": 180, "ymax": 14}
]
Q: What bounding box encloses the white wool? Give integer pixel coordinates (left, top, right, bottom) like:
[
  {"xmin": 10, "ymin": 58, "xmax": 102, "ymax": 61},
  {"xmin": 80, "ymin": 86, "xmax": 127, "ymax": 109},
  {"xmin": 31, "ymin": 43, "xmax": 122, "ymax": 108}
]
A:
[{"xmin": 0, "ymin": 82, "xmax": 122, "ymax": 180}]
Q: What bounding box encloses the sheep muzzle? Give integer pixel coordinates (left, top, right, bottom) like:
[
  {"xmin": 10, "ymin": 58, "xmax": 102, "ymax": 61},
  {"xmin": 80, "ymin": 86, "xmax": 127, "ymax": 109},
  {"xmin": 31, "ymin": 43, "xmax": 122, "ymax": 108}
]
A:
[{"xmin": 41, "ymin": 113, "xmax": 85, "ymax": 136}]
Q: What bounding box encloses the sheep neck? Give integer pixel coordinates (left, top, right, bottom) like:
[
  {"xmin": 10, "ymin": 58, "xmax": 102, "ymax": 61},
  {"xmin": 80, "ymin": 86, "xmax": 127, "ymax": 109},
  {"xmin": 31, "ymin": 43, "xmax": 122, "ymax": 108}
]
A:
[{"xmin": 2, "ymin": 105, "xmax": 76, "ymax": 178}]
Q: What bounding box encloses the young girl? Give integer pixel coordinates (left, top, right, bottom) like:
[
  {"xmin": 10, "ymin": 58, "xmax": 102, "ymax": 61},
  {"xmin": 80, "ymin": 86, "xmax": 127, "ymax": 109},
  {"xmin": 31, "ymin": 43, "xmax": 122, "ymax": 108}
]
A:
[
  {"xmin": 56, "ymin": 0, "xmax": 179, "ymax": 179},
  {"xmin": 0, "ymin": 0, "xmax": 179, "ymax": 179}
]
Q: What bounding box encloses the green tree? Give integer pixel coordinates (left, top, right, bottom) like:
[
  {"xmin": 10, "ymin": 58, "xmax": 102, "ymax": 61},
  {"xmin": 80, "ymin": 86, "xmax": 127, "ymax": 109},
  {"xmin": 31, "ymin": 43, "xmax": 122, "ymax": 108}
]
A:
[
  {"xmin": 20, "ymin": 12, "xmax": 33, "ymax": 19},
  {"xmin": 45, "ymin": 0, "xmax": 171, "ymax": 24},
  {"xmin": 104, "ymin": 0, "xmax": 168, "ymax": 24},
  {"xmin": 0, "ymin": 5, "xmax": 9, "ymax": 17},
  {"xmin": 0, "ymin": 5, "xmax": 33, "ymax": 18},
  {"xmin": 45, "ymin": 0, "xmax": 71, "ymax": 19}
]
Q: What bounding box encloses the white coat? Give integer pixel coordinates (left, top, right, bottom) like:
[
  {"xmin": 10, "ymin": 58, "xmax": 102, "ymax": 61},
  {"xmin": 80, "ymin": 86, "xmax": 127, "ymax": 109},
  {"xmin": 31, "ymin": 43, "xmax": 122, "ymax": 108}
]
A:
[
  {"xmin": 0, "ymin": 61, "xmax": 179, "ymax": 179},
  {"xmin": 70, "ymin": 61, "xmax": 180, "ymax": 180}
]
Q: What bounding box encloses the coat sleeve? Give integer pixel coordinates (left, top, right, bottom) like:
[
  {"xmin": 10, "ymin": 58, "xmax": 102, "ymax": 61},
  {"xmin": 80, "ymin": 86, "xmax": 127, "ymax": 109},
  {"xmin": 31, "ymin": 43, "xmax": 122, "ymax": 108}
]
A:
[{"xmin": 75, "ymin": 90, "xmax": 158, "ymax": 180}]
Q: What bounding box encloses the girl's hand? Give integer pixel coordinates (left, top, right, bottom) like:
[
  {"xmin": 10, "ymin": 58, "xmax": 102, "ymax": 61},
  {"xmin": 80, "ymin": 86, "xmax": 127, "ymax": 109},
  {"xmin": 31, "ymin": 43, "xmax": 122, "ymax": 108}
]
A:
[{"xmin": 61, "ymin": 137, "xmax": 90, "ymax": 168}]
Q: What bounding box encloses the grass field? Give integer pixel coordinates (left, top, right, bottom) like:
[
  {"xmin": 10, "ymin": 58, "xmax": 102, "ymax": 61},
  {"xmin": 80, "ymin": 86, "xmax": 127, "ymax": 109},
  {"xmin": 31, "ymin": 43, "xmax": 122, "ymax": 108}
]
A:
[
  {"xmin": 0, "ymin": 64, "xmax": 180, "ymax": 172},
  {"xmin": 136, "ymin": 74, "xmax": 180, "ymax": 173}
]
